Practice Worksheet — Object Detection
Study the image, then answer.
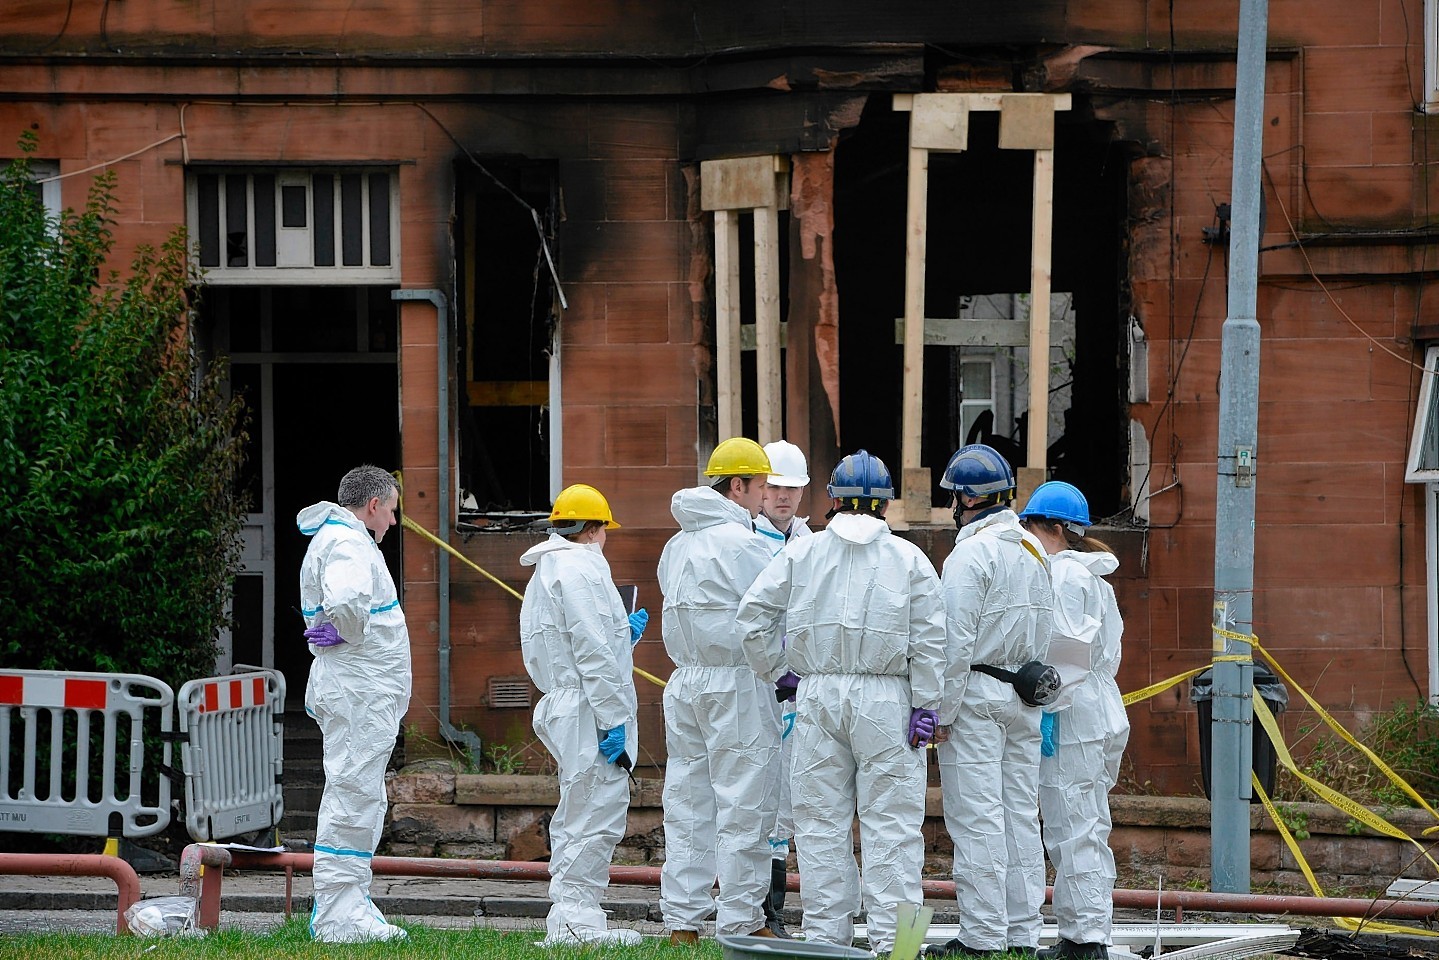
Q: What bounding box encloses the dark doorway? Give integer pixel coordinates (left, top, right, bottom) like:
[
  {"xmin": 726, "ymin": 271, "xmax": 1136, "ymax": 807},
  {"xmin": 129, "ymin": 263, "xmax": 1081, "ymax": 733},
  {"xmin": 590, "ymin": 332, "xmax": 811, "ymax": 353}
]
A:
[
  {"xmin": 832, "ymin": 97, "xmax": 1127, "ymax": 516},
  {"xmin": 271, "ymin": 361, "xmax": 400, "ymax": 707},
  {"xmin": 197, "ymin": 285, "xmax": 400, "ymax": 708}
]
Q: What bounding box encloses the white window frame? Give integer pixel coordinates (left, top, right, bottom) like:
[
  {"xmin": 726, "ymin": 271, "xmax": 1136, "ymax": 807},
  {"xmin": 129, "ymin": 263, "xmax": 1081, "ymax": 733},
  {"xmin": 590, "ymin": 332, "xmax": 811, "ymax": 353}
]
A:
[
  {"xmin": 1406, "ymin": 345, "xmax": 1439, "ymax": 703},
  {"xmin": 959, "ymin": 356, "xmax": 996, "ymax": 447},
  {"xmin": 1406, "ymin": 346, "xmax": 1439, "ymax": 482},
  {"xmin": 29, "ymin": 160, "xmax": 62, "ymax": 222},
  {"xmin": 185, "ymin": 168, "xmax": 401, "ymax": 285},
  {"xmin": 1427, "ymin": 0, "xmax": 1439, "ymax": 111}
]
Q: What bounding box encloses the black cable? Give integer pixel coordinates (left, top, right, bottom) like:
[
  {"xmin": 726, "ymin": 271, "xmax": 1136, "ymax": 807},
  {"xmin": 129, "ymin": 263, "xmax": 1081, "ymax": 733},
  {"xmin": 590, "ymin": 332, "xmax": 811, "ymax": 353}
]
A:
[
  {"xmin": 1130, "ymin": 213, "xmax": 1218, "ymax": 526},
  {"xmin": 1398, "ymin": 0, "xmax": 1429, "ymax": 699},
  {"xmin": 99, "ymin": 0, "xmax": 115, "ymax": 53},
  {"xmin": 38, "ymin": 0, "xmax": 74, "ymax": 52}
]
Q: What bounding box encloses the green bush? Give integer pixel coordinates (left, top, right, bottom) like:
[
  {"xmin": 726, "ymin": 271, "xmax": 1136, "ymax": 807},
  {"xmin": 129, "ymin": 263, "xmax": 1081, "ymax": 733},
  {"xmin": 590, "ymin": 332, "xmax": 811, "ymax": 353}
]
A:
[
  {"xmin": 0, "ymin": 136, "xmax": 248, "ymax": 701},
  {"xmin": 1278, "ymin": 699, "xmax": 1439, "ymax": 809}
]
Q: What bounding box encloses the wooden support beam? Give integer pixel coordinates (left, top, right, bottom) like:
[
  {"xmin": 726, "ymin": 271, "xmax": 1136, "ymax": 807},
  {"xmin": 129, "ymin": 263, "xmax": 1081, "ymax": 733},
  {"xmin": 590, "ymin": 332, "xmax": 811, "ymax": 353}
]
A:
[
  {"xmin": 1026, "ymin": 147, "xmax": 1055, "ymax": 470},
  {"xmin": 754, "ymin": 205, "xmax": 783, "ymax": 444},
  {"xmin": 701, "ymin": 155, "xmax": 787, "ymax": 211},
  {"xmin": 715, "ymin": 209, "xmax": 742, "ymax": 440},
  {"xmin": 901, "ymin": 142, "xmax": 931, "ymax": 521}
]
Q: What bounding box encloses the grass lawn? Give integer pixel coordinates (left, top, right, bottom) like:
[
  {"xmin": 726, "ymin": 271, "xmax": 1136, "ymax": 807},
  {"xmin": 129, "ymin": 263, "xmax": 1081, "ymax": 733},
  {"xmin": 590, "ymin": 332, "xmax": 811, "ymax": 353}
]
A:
[{"xmin": 0, "ymin": 920, "xmax": 712, "ymax": 960}]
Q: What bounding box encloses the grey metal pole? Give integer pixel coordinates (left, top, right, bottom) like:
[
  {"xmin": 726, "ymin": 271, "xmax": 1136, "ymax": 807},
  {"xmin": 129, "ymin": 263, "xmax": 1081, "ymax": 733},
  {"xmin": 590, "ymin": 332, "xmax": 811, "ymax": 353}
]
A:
[{"xmin": 1210, "ymin": 0, "xmax": 1268, "ymax": 893}]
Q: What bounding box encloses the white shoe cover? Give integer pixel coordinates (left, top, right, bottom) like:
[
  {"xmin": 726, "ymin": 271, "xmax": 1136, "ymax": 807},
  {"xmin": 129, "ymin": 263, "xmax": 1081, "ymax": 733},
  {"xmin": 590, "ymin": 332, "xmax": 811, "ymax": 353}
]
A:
[
  {"xmin": 316, "ymin": 921, "xmax": 408, "ymax": 943},
  {"xmin": 540, "ymin": 927, "xmax": 644, "ymax": 948}
]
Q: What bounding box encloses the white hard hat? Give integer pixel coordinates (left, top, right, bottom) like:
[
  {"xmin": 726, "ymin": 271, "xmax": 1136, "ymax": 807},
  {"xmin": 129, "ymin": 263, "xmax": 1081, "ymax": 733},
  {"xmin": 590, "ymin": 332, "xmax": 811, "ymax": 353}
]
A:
[{"xmin": 763, "ymin": 440, "xmax": 809, "ymax": 487}]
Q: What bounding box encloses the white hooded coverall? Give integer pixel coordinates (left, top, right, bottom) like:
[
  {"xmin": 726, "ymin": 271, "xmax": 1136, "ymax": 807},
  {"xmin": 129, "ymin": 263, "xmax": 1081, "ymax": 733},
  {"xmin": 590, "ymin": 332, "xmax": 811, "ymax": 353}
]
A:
[
  {"xmin": 1038, "ymin": 550, "xmax": 1129, "ymax": 947},
  {"xmin": 297, "ymin": 502, "xmax": 412, "ymax": 943},
  {"xmin": 738, "ymin": 512, "xmax": 947, "ymax": 954},
  {"xmin": 938, "ymin": 508, "xmax": 1054, "ymax": 952},
  {"xmin": 520, "ymin": 534, "xmax": 641, "ymax": 946},
  {"xmin": 658, "ymin": 485, "xmax": 779, "ymax": 937},
  {"xmin": 753, "ymin": 511, "xmax": 812, "ymax": 855}
]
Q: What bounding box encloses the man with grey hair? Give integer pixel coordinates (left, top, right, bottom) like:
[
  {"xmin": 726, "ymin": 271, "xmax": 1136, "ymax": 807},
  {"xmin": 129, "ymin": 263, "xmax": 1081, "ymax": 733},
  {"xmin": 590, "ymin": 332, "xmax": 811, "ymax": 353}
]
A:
[{"xmin": 297, "ymin": 464, "xmax": 411, "ymax": 943}]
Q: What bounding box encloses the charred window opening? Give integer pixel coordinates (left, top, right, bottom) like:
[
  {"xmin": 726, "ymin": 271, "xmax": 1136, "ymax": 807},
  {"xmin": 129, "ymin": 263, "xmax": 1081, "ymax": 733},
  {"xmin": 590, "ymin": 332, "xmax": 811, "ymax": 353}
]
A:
[
  {"xmin": 455, "ymin": 160, "xmax": 559, "ymax": 515},
  {"xmin": 833, "ymin": 99, "xmax": 1127, "ymax": 517}
]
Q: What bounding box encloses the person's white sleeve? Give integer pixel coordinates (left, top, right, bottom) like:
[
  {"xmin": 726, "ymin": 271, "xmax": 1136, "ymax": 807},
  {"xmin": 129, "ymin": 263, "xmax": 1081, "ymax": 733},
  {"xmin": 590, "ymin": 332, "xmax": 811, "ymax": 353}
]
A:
[
  {"xmin": 733, "ymin": 534, "xmax": 774, "ymax": 594},
  {"xmin": 561, "ymin": 565, "xmax": 632, "ymax": 731},
  {"xmin": 939, "ymin": 551, "xmax": 988, "ymax": 725},
  {"xmin": 738, "ymin": 551, "xmax": 791, "ymax": 683},
  {"xmin": 906, "ymin": 554, "xmax": 947, "ymax": 712},
  {"xmin": 320, "ymin": 540, "xmax": 375, "ymax": 645}
]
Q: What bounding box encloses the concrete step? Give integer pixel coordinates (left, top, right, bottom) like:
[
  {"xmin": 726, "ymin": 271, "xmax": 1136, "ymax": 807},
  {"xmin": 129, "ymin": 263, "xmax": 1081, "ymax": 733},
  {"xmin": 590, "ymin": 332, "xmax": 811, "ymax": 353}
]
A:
[
  {"xmin": 283, "ymin": 784, "xmax": 324, "ymax": 811},
  {"xmin": 279, "ymin": 809, "xmax": 318, "ymax": 842}
]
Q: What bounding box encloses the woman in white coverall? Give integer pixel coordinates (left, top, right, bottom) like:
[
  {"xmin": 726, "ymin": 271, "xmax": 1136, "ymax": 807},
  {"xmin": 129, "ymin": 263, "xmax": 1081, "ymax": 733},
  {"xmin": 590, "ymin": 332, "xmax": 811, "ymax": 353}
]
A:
[
  {"xmin": 1019, "ymin": 482, "xmax": 1129, "ymax": 960},
  {"xmin": 934, "ymin": 444, "xmax": 1054, "ymax": 959},
  {"xmin": 658, "ymin": 437, "xmax": 779, "ymax": 944},
  {"xmin": 738, "ymin": 450, "xmax": 947, "ymax": 955},
  {"xmin": 298, "ymin": 465, "xmax": 411, "ymax": 943},
  {"xmin": 520, "ymin": 484, "xmax": 646, "ymax": 947}
]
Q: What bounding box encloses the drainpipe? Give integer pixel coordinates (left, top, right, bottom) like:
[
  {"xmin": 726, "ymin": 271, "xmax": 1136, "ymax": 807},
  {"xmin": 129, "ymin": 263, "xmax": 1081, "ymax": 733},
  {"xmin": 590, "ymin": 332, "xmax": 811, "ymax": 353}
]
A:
[{"xmin": 391, "ymin": 289, "xmax": 484, "ymax": 766}]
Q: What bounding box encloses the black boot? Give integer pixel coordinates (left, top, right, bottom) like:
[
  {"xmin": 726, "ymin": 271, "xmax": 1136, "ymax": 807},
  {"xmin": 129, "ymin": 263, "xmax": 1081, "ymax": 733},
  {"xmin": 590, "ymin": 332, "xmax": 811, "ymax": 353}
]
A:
[
  {"xmin": 1036, "ymin": 941, "xmax": 1108, "ymax": 960},
  {"xmin": 763, "ymin": 858, "xmax": 792, "ymax": 938}
]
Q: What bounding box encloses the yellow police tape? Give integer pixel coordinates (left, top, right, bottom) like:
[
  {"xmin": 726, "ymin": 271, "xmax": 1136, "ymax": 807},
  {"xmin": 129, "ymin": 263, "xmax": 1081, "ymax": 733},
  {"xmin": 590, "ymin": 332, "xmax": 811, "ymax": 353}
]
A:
[
  {"xmin": 397, "ymin": 510, "xmax": 671, "ymax": 689},
  {"xmin": 1253, "ymin": 773, "xmax": 1439, "ymax": 937},
  {"xmin": 396, "ymin": 480, "xmax": 1432, "ymax": 832},
  {"xmin": 1122, "ymin": 622, "xmax": 1439, "ymax": 921}
]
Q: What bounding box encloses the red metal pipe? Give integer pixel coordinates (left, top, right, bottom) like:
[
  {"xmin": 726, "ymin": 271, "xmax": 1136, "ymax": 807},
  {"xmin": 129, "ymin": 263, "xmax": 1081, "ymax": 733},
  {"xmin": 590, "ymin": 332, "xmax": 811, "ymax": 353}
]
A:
[
  {"xmin": 196, "ymin": 848, "xmax": 1438, "ymax": 927},
  {"xmin": 0, "ymin": 852, "xmax": 142, "ymax": 934}
]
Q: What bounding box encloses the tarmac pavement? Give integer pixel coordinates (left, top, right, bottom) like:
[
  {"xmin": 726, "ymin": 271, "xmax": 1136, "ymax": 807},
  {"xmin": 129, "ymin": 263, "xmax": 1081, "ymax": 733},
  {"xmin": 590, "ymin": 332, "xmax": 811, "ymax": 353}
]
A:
[{"xmin": 0, "ymin": 870, "xmax": 969, "ymax": 937}]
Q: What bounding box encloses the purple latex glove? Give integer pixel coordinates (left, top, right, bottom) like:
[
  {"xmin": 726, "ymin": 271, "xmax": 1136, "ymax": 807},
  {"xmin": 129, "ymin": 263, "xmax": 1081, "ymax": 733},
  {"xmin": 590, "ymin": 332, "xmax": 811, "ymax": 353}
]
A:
[
  {"xmin": 908, "ymin": 707, "xmax": 939, "ymax": 748},
  {"xmin": 304, "ymin": 622, "xmax": 346, "ymax": 647},
  {"xmin": 774, "ymin": 671, "xmax": 800, "ymax": 703}
]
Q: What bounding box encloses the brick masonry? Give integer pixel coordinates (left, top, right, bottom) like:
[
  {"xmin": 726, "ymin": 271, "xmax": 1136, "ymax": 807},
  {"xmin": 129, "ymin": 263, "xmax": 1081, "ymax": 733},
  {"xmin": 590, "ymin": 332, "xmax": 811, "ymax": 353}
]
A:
[{"xmin": 384, "ymin": 772, "xmax": 1439, "ymax": 894}]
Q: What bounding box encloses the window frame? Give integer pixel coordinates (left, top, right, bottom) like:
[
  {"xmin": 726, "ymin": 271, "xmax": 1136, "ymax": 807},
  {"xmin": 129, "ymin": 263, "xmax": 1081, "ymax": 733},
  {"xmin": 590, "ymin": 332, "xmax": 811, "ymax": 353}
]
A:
[
  {"xmin": 959, "ymin": 356, "xmax": 997, "ymax": 448},
  {"xmin": 1428, "ymin": 0, "xmax": 1439, "ymax": 111},
  {"xmin": 185, "ymin": 167, "xmax": 401, "ymax": 285},
  {"xmin": 1406, "ymin": 345, "xmax": 1439, "ymax": 482}
]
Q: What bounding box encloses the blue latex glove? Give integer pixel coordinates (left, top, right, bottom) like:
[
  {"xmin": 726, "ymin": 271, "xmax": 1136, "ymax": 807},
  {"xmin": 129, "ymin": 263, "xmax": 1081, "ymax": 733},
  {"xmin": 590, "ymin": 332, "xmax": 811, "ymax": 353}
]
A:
[
  {"xmin": 908, "ymin": 707, "xmax": 939, "ymax": 748},
  {"xmin": 598, "ymin": 724, "xmax": 627, "ymax": 764},
  {"xmin": 774, "ymin": 671, "xmax": 800, "ymax": 702},
  {"xmin": 628, "ymin": 608, "xmax": 649, "ymax": 646},
  {"xmin": 1040, "ymin": 711, "xmax": 1057, "ymax": 757},
  {"xmin": 304, "ymin": 622, "xmax": 345, "ymax": 647}
]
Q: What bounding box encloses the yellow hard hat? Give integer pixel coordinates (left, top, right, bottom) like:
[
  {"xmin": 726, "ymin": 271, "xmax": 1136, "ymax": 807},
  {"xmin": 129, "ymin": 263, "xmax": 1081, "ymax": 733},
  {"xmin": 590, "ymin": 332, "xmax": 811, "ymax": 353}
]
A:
[
  {"xmin": 704, "ymin": 437, "xmax": 772, "ymax": 477},
  {"xmin": 548, "ymin": 484, "xmax": 620, "ymax": 529}
]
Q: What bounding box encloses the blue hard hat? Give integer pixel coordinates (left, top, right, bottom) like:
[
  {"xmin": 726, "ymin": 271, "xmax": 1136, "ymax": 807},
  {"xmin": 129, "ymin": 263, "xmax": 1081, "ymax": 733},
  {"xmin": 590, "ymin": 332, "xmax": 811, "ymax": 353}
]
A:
[
  {"xmin": 827, "ymin": 449, "xmax": 895, "ymax": 500},
  {"xmin": 1019, "ymin": 480, "xmax": 1091, "ymax": 529},
  {"xmin": 940, "ymin": 443, "xmax": 1016, "ymax": 497}
]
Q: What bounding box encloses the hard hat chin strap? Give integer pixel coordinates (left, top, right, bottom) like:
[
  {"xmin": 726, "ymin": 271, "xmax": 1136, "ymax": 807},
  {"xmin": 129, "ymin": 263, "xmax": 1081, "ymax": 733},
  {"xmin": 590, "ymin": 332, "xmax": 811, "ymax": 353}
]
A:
[
  {"xmin": 550, "ymin": 520, "xmax": 587, "ymax": 537},
  {"xmin": 954, "ymin": 498, "xmax": 1007, "ymax": 530}
]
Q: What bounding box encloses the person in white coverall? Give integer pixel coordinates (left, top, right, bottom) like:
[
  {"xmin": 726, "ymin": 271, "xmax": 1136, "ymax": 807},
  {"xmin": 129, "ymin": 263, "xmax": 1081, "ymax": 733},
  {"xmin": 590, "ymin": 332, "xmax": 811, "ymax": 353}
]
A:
[
  {"xmin": 754, "ymin": 439, "xmax": 812, "ymax": 937},
  {"xmin": 297, "ymin": 465, "xmax": 411, "ymax": 943},
  {"xmin": 738, "ymin": 449, "xmax": 947, "ymax": 955},
  {"xmin": 933, "ymin": 445, "xmax": 1054, "ymax": 959},
  {"xmin": 658, "ymin": 437, "xmax": 780, "ymax": 945},
  {"xmin": 520, "ymin": 483, "xmax": 649, "ymax": 947},
  {"xmin": 1018, "ymin": 483, "xmax": 1129, "ymax": 960}
]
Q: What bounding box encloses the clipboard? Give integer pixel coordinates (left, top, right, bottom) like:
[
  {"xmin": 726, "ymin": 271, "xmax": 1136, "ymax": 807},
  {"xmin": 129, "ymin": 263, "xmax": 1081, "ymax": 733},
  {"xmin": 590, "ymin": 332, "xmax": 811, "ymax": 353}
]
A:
[{"xmin": 616, "ymin": 584, "xmax": 638, "ymax": 614}]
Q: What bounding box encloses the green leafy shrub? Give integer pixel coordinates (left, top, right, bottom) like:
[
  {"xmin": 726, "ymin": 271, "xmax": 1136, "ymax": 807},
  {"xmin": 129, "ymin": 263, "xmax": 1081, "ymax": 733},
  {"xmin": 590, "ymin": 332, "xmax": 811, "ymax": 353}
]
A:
[
  {"xmin": 0, "ymin": 136, "xmax": 248, "ymax": 705},
  {"xmin": 1277, "ymin": 700, "xmax": 1439, "ymax": 809}
]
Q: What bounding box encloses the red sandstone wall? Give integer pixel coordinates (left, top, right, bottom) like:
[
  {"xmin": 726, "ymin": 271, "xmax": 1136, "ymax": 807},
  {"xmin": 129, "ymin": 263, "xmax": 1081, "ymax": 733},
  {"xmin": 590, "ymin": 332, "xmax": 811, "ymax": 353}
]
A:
[{"xmin": 4, "ymin": 0, "xmax": 1437, "ymax": 795}]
